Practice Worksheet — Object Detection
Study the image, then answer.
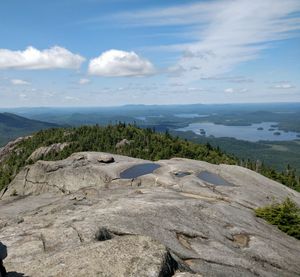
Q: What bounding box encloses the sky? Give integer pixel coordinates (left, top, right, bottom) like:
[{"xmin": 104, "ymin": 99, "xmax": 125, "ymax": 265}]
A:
[{"xmin": 0, "ymin": 0, "xmax": 300, "ymax": 107}]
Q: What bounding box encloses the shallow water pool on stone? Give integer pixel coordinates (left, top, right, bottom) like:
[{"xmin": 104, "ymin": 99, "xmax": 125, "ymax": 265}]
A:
[
  {"xmin": 198, "ymin": 171, "xmax": 234, "ymax": 186},
  {"xmin": 120, "ymin": 163, "xmax": 161, "ymax": 179},
  {"xmin": 174, "ymin": 172, "xmax": 192, "ymax": 178}
]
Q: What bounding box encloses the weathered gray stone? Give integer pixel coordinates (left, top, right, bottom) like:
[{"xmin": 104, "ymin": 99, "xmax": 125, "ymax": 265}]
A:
[
  {"xmin": 97, "ymin": 154, "xmax": 115, "ymax": 163},
  {"xmin": 116, "ymin": 138, "xmax": 131, "ymax": 148},
  {"xmin": 6, "ymin": 235, "xmax": 174, "ymax": 277},
  {"xmin": 27, "ymin": 142, "xmax": 70, "ymax": 162},
  {"xmin": 0, "ymin": 152, "xmax": 299, "ymax": 276},
  {"xmin": 0, "ymin": 136, "xmax": 31, "ymax": 164},
  {"xmin": 174, "ymin": 273, "xmax": 203, "ymax": 277}
]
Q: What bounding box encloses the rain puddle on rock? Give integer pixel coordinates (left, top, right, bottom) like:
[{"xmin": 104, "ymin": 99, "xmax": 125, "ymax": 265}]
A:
[
  {"xmin": 120, "ymin": 163, "xmax": 161, "ymax": 179},
  {"xmin": 174, "ymin": 172, "xmax": 192, "ymax": 178},
  {"xmin": 197, "ymin": 171, "xmax": 234, "ymax": 186}
]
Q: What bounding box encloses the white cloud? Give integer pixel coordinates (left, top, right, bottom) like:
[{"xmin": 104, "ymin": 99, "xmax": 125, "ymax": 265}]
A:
[
  {"xmin": 64, "ymin": 96, "xmax": 79, "ymax": 101},
  {"xmin": 201, "ymin": 76, "xmax": 254, "ymax": 83},
  {"xmin": 224, "ymin": 87, "xmax": 248, "ymax": 93},
  {"xmin": 224, "ymin": 88, "xmax": 234, "ymax": 93},
  {"xmin": 10, "ymin": 79, "xmax": 30, "ymax": 85},
  {"xmin": 272, "ymin": 83, "xmax": 294, "ymax": 89},
  {"xmin": 88, "ymin": 49, "xmax": 155, "ymax": 77},
  {"xmin": 96, "ymin": 1, "xmax": 222, "ymax": 27},
  {"xmin": 116, "ymin": 0, "xmax": 300, "ymax": 82},
  {"xmin": 19, "ymin": 93, "xmax": 27, "ymax": 99},
  {"xmin": 79, "ymin": 78, "xmax": 90, "ymax": 85},
  {"xmin": 0, "ymin": 46, "xmax": 85, "ymax": 70}
]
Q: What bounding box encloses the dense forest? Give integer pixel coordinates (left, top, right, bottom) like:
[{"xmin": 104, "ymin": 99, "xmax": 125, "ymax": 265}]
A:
[{"xmin": 0, "ymin": 124, "xmax": 299, "ymax": 192}]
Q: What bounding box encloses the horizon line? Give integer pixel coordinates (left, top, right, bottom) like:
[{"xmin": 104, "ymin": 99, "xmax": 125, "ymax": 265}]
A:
[{"xmin": 1, "ymin": 101, "xmax": 300, "ymax": 110}]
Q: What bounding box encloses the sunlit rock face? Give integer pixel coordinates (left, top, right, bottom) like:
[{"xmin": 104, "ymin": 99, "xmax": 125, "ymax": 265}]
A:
[{"xmin": 0, "ymin": 152, "xmax": 300, "ymax": 277}]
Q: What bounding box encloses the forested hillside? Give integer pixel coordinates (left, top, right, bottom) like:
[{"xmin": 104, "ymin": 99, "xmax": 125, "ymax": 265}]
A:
[
  {"xmin": 0, "ymin": 112, "xmax": 59, "ymax": 146},
  {"xmin": 0, "ymin": 124, "xmax": 299, "ymax": 192}
]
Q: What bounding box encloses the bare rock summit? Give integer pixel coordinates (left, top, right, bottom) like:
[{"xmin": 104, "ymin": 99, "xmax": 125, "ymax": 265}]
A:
[{"xmin": 0, "ymin": 152, "xmax": 299, "ymax": 276}]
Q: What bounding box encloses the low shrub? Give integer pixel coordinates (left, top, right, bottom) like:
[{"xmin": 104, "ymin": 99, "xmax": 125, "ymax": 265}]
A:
[{"xmin": 255, "ymin": 198, "xmax": 300, "ymax": 240}]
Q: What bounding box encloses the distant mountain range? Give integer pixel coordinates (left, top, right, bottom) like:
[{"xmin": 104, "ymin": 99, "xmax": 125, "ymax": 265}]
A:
[
  {"xmin": 1, "ymin": 103, "xmax": 300, "ymax": 173},
  {"xmin": 0, "ymin": 112, "xmax": 60, "ymax": 146}
]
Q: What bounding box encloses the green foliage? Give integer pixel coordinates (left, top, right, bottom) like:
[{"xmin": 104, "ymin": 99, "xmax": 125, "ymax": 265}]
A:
[
  {"xmin": 240, "ymin": 160, "xmax": 300, "ymax": 192},
  {"xmin": 0, "ymin": 124, "xmax": 299, "ymax": 194},
  {"xmin": 0, "ymin": 112, "xmax": 59, "ymax": 147},
  {"xmin": 0, "ymin": 124, "xmax": 237, "ymax": 191},
  {"xmin": 255, "ymin": 198, "xmax": 300, "ymax": 240},
  {"xmin": 172, "ymin": 130, "xmax": 300, "ymax": 191},
  {"xmin": 171, "ymin": 129, "xmax": 300, "ymax": 174}
]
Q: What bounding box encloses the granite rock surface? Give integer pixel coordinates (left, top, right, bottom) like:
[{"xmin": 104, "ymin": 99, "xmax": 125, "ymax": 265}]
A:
[{"xmin": 0, "ymin": 152, "xmax": 299, "ymax": 277}]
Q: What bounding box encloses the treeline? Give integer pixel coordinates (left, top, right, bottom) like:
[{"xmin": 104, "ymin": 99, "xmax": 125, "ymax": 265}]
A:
[
  {"xmin": 240, "ymin": 160, "xmax": 300, "ymax": 192},
  {"xmin": 0, "ymin": 123, "xmax": 299, "ymax": 192}
]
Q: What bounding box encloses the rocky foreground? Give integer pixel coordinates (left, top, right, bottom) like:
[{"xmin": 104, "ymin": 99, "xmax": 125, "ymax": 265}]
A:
[{"xmin": 0, "ymin": 152, "xmax": 300, "ymax": 277}]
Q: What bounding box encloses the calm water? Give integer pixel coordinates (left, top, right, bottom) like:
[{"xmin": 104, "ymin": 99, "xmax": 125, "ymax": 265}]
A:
[
  {"xmin": 135, "ymin": 115, "xmax": 163, "ymax": 121},
  {"xmin": 174, "ymin": 113, "xmax": 209, "ymax": 118},
  {"xmin": 120, "ymin": 163, "xmax": 161, "ymax": 179},
  {"xmin": 135, "ymin": 116, "xmax": 146, "ymax": 121},
  {"xmin": 176, "ymin": 122, "xmax": 300, "ymax": 142},
  {"xmin": 198, "ymin": 171, "xmax": 234, "ymax": 186},
  {"xmin": 174, "ymin": 171, "xmax": 192, "ymax": 177}
]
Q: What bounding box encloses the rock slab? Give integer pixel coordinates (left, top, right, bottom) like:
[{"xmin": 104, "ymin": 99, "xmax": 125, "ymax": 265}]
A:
[{"xmin": 0, "ymin": 152, "xmax": 300, "ymax": 276}]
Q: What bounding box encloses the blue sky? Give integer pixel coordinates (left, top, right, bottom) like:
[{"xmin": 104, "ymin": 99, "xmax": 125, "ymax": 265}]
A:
[{"xmin": 0, "ymin": 0, "xmax": 300, "ymax": 107}]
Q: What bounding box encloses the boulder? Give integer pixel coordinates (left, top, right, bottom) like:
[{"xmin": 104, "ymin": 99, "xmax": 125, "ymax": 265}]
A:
[
  {"xmin": 116, "ymin": 139, "xmax": 131, "ymax": 148},
  {"xmin": 0, "ymin": 136, "xmax": 31, "ymax": 164},
  {"xmin": 97, "ymin": 154, "xmax": 115, "ymax": 163},
  {"xmin": 27, "ymin": 142, "xmax": 70, "ymax": 162},
  {"xmin": 6, "ymin": 235, "xmax": 176, "ymax": 277}
]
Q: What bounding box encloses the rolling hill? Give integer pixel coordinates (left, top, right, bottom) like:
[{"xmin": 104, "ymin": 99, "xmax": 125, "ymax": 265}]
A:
[{"xmin": 0, "ymin": 112, "xmax": 60, "ymax": 146}]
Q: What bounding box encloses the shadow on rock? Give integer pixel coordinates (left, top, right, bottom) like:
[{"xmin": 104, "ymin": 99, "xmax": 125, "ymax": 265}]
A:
[{"xmin": 7, "ymin": 272, "xmax": 29, "ymax": 277}]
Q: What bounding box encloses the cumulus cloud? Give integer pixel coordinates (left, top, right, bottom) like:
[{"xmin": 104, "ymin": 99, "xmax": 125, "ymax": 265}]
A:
[
  {"xmin": 79, "ymin": 78, "xmax": 90, "ymax": 85},
  {"xmin": 115, "ymin": 0, "xmax": 300, "ymax": 81},
  {"xmin": 0, "ymin": 46, "xmax": 85, "ymax": 70},
  {"xmin": 88, "ymin": 49, "xmax": 155, "ymax": 77},
  {"xmin": 10, "ymin": 79, "xmax": 30, "ymax": 85}
]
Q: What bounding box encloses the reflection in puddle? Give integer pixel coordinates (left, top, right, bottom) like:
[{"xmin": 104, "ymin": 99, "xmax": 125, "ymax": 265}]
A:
[
  {"xmin": 120, "ymin": 163, "xmax": 161, "ymax": 179},
  {"xmin": 174, "ymin": 172, "xmax": 192, "ymax": 178},
  {"xmin": 198, "ymin": 171, "xmax": 234, "ymax": 186}
]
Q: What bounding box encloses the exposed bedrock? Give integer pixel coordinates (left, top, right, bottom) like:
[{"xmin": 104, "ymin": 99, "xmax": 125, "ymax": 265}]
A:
[{"xmin": 0, "ymin": 152, "xmax": 299, "ymax": 276}]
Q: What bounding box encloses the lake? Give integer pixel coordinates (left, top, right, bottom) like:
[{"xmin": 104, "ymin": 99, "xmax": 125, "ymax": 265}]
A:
[
  {"xmin": 174, "ymin": 113, "xmax": 209, "ymax": 118},
  {"xmin": 135, "ymin": 115, "xmax": 163, "ymax": 121},
  {"xmin": 176, "ymin": 122, "xmax": 300, "ymax": 142}
]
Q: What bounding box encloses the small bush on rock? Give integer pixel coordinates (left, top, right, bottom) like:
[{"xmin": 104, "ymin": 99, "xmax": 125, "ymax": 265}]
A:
[{"xmin": 255, "ymin": 198, "xmax": 300, "ymax": 240}]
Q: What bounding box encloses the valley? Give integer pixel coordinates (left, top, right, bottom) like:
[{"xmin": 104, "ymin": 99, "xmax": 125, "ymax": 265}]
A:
[
  {"xmin": 1, "ymin": 103, "xmax": 299, "ymax": 173},
  {"xmin": 0, "ymin": 112, "xmax": 59, "ymax": 146},
  {"xmin": 1, "ymin": 1, "xmax": 300, "ymax": 276}
]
